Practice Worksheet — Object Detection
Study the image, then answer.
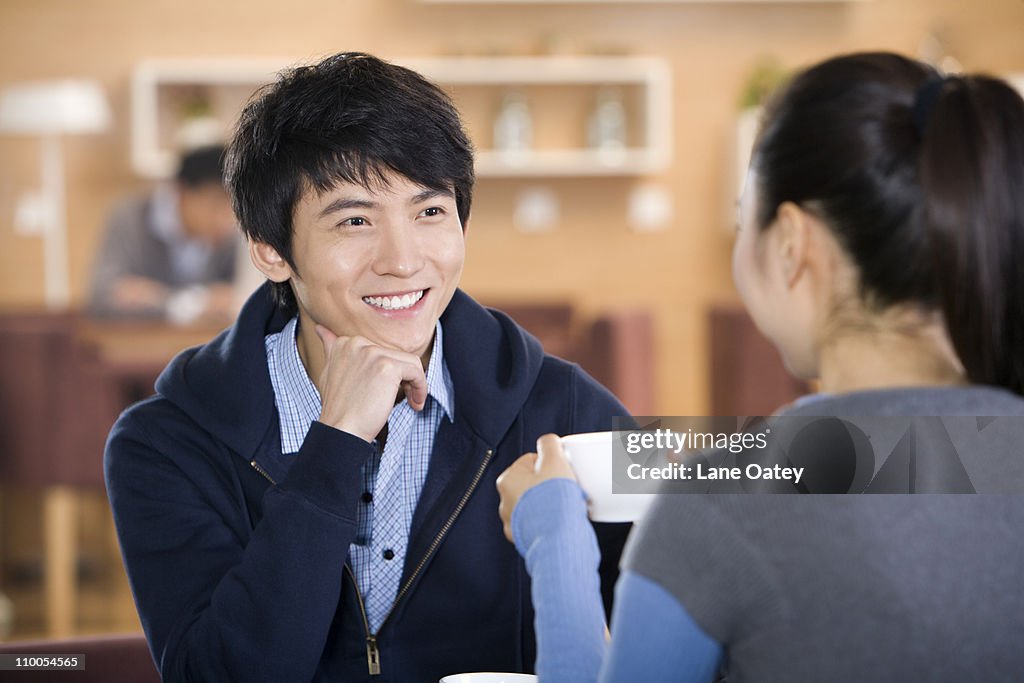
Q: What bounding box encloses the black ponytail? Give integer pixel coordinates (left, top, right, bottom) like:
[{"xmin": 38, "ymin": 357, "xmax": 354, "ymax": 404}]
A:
[
  {"xmin": 919, "ymin": 75, "xmax": 1024, "ymax": 394},
  {"xmin": 753, "ymin": 52, "xmax": 1024, "ymax": 394}
]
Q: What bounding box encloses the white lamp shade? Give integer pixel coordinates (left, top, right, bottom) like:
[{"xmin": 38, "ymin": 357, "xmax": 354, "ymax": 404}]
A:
[
  {"xmin": 1012, "ymin": 75, "xmax": 1024, "ymax": 98},
  {"xmin": 0, "ymin": 79, "xmax": 111, "ymax": 135}
]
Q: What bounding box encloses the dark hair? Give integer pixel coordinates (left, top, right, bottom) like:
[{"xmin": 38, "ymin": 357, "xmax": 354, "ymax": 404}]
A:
[
  {"xmin": 225, "ymin": 52, "xmax": 476, "ymax": 315},
  {"xmin": 176, "ymin": 145, "xmax": 227, "ymax": 188},
  {"xmin": 752, "ymin": 52, "xmax": 1024, "ymax": 394}
]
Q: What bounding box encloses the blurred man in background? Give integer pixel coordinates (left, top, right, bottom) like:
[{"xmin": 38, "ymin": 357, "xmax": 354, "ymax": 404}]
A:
[{"xmin": 88, "ymin": 144, "xmax": 239, "ymax": 323}]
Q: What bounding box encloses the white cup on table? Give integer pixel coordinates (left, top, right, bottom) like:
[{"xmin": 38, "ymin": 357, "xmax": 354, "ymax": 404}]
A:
[{"xmin": 440, "ymin": 674, "xmax": 537, "ymax": 683}]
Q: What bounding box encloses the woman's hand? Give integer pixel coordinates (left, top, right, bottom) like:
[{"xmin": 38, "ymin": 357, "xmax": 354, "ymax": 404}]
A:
[{"xmin": 496, "ymin": 433, "xmax": 577, "ymax": 543}]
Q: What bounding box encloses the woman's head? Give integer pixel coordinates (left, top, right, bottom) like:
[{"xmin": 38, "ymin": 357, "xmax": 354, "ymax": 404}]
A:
[{"xmin": 734, "ymin": 52, "xmax": 1024, "ymax": 394}]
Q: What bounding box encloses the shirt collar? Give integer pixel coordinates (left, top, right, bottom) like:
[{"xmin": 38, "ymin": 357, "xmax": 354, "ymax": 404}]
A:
[
  {"xmin": 149, "ymin": 183, "xmax": 185, "ymax": 244},
  {"xmin": 425, "ymin": 322, "xmax": 454, "ymax": 422}
]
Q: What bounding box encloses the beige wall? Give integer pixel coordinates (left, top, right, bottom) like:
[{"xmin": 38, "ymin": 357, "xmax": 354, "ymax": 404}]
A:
[{"xmin": 1, "ymin": 0, "xmax": 1023, "ymax": 414}]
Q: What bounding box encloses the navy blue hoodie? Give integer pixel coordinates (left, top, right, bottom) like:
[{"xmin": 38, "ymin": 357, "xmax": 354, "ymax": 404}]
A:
[{"xmin": 105, "ymin": 284, "xmax": 633, "ymax": 682}]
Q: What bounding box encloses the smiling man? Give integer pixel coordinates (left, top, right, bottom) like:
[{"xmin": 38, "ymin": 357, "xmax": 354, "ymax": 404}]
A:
[{"xmin": 104, "ymin": 52, "xmax": 632, "ymax": 683}]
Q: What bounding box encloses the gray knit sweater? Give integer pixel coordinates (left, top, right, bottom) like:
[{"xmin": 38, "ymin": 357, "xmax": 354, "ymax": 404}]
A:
[{"xmin": 623, "ymin": 386, "xmax": 1024, "ymax": 682}]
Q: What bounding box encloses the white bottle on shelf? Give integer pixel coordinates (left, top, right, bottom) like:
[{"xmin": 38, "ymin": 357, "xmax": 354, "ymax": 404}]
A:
[
  {"xmin": 588, "ymin": 87, "xmax": 627, "ymax": 165},
  {"xmin": 493, "ymin": 91, "xmax": 533, "ymax": 165}
]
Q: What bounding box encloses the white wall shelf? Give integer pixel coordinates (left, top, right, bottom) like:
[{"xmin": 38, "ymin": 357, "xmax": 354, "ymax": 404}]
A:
[
  {"xmin": 131, "ymin": 58, "xmax": 294, "ymax": 178},
  {"xmin": 420, "ymin": 0, "xmax": 864, "ymax": 4},
  {"xmin": 476, "ymin": 148, "xmax": 666, "ymax": 176},
  {"xmin": 131, "ymin": 55, "xmax": 672, "ymax": 179}
]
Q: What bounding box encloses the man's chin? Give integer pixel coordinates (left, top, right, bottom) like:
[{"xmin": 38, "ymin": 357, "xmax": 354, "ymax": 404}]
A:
[{"xmin": 365, "ymin": 329, "xmax": 436, "ymax": 360}]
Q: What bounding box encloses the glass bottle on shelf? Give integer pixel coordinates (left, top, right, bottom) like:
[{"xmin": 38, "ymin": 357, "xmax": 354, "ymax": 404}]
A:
[
  {"xmin": 493, "ymin": 90, "xmax": 533, "ymax": 165},
  {"xmin": 587, "ymin": 86, "xmax": 627, "ymax": 165}
]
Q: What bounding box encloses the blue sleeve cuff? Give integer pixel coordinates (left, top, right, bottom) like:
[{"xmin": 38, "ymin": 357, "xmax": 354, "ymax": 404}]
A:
[{"xmin": 511, "ymin": 478, "xmax": 590, "ymax": 558}]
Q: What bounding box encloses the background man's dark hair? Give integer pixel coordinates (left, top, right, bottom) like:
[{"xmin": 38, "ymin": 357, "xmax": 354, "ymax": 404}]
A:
[
  {"xmin": 225, "ymin": 52, "xmax": 476, "ymax": 315},
  {"xmin": 176, "ymin": 144, "xmax": 227, "ymax": 188},
  {"xmin": 752, "ymin": 51, "xmax": 1024, "ymax": 394}
]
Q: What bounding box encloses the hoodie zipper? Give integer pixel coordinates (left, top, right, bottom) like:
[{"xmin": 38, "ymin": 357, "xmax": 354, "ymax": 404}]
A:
[
  {"xmin": 250, "ymin": 460, "xmax": 276, "ymax": 484},
  {"xmin": 252, "ymin": 448, "xmax": 495, "ymax": 676},
  {"xmin": 348, "ymin": 447, "xmax": 495, "ymax": 676},
  {"xmin": 344, "ymin": 564, "xmax": 381, "ymax": 674}
]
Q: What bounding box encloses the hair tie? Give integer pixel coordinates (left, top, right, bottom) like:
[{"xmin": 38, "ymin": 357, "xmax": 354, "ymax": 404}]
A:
[{"xmin": 912, "ymin": 76, "xmax": 951, "ymax": 137}]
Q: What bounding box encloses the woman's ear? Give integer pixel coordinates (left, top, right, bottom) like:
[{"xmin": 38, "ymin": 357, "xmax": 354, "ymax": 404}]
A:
[
  {"xmin": 772, "ymin": 201, "xmax": 811, "ymax": 287},
  {"xmin": 249, "ymin": 240, "xmax": 293, "ymax": 283}
]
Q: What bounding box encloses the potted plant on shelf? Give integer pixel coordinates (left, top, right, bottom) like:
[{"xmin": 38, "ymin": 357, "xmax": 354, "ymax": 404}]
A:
[
  {"xmin": 175, "ymin": 91, "xmax": 224, "ymax": 151},
  {"xmin": 729, "ymin": 58, "xmax": 789, "ymax": 231}
]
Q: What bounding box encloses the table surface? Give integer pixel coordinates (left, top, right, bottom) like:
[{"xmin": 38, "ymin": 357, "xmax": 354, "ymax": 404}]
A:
[{"xmin": 74, "ymin": 318, "xmax": 228, "ymax": 365}]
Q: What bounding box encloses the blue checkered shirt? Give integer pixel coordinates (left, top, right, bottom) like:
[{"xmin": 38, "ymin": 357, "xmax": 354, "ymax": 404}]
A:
[{"xmin": 265, "ymin": 317, "xmax": 454, "ymax": 632}]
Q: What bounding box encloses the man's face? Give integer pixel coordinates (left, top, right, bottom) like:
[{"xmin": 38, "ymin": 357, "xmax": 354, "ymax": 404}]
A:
[
  {"xmin": 284, "ymin": 170, "xmax": 466, "ymax": 360},
  {"xmin": 179, "ymin": 182, "xmax": 238, "ymax": 245}
]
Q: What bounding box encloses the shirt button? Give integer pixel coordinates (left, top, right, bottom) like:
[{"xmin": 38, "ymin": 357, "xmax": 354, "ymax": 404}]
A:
[
  {"xmin": 361, "ymin": 491, "xmax": 373, "ymax": 504},
  {"xmin": 383, "ymin": 549, "xmax": 395, "ymax": 561}
]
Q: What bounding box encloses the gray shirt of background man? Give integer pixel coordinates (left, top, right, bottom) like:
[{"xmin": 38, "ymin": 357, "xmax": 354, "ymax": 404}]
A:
[{"xmin": 88, "ymin": 185, "xmax": 237, "ymax": 316}]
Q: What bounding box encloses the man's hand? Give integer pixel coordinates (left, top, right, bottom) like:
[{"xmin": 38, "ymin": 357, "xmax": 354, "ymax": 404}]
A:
[
  {"xmin": 496, "ymin": 434, "xmax": 577, "ymax": 543},
  {"xmin": 314, "ymin": 324, "xmax": 428, "ymax": 443},
  {"xmin": 111, "ymin": 276, "xmax": 170, "ymax": 311},
  {"xmin": 200, "ymin": 283, "xmax": 240, "ymax": 322}
]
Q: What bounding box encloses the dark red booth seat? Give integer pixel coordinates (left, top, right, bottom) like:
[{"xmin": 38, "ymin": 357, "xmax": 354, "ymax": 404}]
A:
[{"xmin": 0, "ymin": 633, "xmax": 158, "ymax": 682}]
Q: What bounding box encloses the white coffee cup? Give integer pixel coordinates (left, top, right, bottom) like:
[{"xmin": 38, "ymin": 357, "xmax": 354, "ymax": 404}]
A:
[
  {"xmin": 560, "ymin": 431, "xmax": 656, "ymax": 523},
  {"xmin": 439, "ymin": 674, "xmax": 537, "ymax": 683}
]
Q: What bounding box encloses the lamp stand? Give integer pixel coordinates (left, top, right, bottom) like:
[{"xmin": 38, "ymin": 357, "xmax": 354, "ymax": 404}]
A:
[{"xmin": 40, "ymin": 135, "xmax": 70, "ymax": 309}]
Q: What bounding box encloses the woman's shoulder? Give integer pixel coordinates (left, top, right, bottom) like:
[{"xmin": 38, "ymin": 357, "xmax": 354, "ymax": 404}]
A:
[{"xmin": 779, "ymin": 385, "xmax": 1024, "ymax": 417}]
